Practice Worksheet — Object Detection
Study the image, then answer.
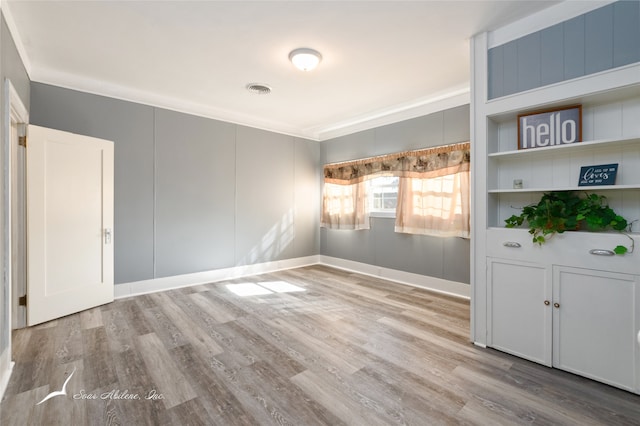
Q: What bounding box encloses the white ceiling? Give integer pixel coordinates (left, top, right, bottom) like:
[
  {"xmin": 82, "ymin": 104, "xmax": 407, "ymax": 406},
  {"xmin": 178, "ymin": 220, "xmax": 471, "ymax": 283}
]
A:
[{"xmin": 4, "ymin": 0, "xmax": 560, "ymax": 140}]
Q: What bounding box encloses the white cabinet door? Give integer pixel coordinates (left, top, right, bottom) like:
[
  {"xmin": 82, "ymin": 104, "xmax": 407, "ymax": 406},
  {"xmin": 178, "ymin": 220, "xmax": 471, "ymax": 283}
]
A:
[
  {"xmin": 27, "ymin": 125, "xmax": 114, "ymax": 326},
  {"xmin": 553, "ymin": 266, "xmax": 640, "ymax": 393},
  {"xmin": 488, "ymin": 258, "xmax": 552, "ymax": 366}
]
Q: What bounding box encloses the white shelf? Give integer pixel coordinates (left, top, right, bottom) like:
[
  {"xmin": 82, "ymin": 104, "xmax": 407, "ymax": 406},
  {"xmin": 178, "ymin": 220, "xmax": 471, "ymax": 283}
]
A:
[
  {"xmin": 488, "ymin": 136, "xmax": 640, "ymax": 159},
  {"xmin": 483, "ymin": 64, "xmax": 640, "ymax": 119},
  {"xmin": 488, "ymin": 184, "xmax": 640, "ymax": 194}
]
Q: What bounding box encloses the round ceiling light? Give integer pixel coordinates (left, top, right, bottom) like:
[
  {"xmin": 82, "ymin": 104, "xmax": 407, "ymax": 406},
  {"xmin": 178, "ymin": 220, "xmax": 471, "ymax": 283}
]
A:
[{"xmin": 289, "ymin": 48, "xmax": 322, "ymax": 72}]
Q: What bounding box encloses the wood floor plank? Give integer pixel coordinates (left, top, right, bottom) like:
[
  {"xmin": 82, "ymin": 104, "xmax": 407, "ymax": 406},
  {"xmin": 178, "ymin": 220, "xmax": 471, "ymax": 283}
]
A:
[
  {"xmin": 111, "ymin": 347, "xmax": 168, "ymax": 425},
  {"xmin": 451, "ymin": 364, "xmax": 604, "ymax": 426},
  {"xmin": 152, "ymin": 291, "xmax": 224, "ymax": 358},
  {"xmin": 5, "ymin": 328, "xmax": 55, "ymax": 395},
  {"xmin": 189, "ymin": 292, "xmax": 238, "ymax": 324},
  {"xmin": 81, "ymin": 327, "xmax": 119, "ymax": 392},
  {"xmin": 169, "ymin": 343, "xmax": 259, "ymax": 425},
  {"xmin": 291, "ymin": 369, "xmax": 387, "ymax": 426},
  {"xmin": 3, "ymin": 265, "xmax": 639, "ymax": 425},
  {"xmin": 135, "ymin": 333, "xmax": 198, "ymax": 409},
  {"xmin": 80, "ymin": 306, "xmax": 104, "ymax": 330}
]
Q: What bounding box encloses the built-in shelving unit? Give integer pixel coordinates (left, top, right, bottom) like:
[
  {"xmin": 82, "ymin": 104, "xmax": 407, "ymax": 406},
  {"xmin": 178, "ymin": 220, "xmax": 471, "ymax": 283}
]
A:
[
  {"xmin": 484, "ymin": 92, "xmax": 640, "ymax": 228},
  {"xmin": 471, "ymin": 21, "xmax": 640, "ymax": 395}
]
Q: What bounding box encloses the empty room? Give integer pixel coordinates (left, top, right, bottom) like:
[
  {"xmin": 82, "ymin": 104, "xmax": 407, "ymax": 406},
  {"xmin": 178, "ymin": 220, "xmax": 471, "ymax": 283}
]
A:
[{"xmin": 1, "ymin": 1, "xmax": 639, "ymax": 424}]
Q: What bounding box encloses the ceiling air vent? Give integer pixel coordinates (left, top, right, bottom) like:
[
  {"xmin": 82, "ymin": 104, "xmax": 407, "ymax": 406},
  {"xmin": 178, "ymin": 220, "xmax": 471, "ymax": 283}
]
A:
[{"xmin": 246, "ymin": 83, "xmax": 272, "ymax": 95}]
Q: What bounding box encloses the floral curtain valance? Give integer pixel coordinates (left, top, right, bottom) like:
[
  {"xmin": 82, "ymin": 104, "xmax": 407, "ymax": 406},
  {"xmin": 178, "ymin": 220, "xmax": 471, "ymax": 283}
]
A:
[{"xmin": 323, "ymin": 142, "xmax": 470, "ymax": 184}]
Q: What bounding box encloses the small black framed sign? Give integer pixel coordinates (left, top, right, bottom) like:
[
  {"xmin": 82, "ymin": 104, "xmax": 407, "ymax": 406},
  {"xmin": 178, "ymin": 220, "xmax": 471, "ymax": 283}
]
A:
[
  {"xmin": 578, "ymin": 163, "xmax": 618, "ymax": 186},
  {"xmin": 518, "ymin": 105, "xmax": 582, "ymax": 150}
]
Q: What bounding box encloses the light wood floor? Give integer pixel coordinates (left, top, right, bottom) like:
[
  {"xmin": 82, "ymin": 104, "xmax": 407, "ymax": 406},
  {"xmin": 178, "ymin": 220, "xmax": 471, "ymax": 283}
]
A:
[{"xmin": 1, "ymin": 265, "xmax": 639, "ymax": 425}]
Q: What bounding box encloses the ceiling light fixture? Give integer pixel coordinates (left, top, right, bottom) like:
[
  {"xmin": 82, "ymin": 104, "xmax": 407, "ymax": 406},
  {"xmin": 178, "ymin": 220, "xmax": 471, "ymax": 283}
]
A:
[{"xmin": 289, "ymin": 48, "xmax": 322, "ymax": 72}]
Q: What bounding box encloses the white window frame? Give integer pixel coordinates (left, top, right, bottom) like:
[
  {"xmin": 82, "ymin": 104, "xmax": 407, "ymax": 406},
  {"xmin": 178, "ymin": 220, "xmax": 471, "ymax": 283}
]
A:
[{"xmin": 367, "ymin": 176, "xmax": 398, "ymax": 218}]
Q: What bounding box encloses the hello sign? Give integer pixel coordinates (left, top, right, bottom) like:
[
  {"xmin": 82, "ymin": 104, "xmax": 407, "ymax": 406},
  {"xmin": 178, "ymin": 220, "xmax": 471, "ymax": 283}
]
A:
[{"xmin": 518, "ymin": 105, "xmax": 582, "ymax": 150}]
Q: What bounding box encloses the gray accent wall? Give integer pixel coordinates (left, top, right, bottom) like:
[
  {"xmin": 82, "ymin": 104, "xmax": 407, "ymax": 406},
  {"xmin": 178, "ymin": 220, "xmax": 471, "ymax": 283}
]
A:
[
  {"xmin": 488, "ymin": 1, "xmax": 640, "ymax": 99},
  {"xmin": 30, "ymin": 83, "xmax": 320, "ymax": 284},
  {"xmin": 320, "ymin": 104, "xmax": 471, "ymax": 284}
]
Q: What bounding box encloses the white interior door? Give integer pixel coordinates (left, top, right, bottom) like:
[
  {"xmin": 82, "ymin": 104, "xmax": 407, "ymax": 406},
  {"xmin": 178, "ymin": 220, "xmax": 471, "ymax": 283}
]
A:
[{"xmin": 27, "ymin": 125, "xmax": 114, "ymax": 326}]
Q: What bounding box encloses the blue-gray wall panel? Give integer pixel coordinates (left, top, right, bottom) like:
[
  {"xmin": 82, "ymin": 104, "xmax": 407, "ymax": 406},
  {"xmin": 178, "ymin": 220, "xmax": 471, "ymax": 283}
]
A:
[
  {"xmin": 420, "ymin": 111, "xmax": 444, "ymax": 146},
  {"xmin": 294, "ymin": 138, "xmax": 321, "ymax": 257},
  {"xmin": 487, "ymin": 46, "xmax": 504, "ymax": 99},
  {"xmin": 320, "ymin": 227, "xmax": 375, "ymax": 266},
  {"xmin": 563, "ymin": 15, "xmax": 585, "ymax": 80},
  {"xmin": 488, "ymin": 2, "xmax": 640, "ymax": 100},
  {"xmin": 585, "ymin": 4, "xmax": 614, "ymax": 75},
  {"xmin": 540, "ymin": 23, "xmax": 564, "ymax": 86},
  {"xmin": 613, "ymin": 0, "xmax": 640, "ymax": 67},
  {"xmin": 443, "ymin": 237, "xmax": 471, "ymax": 284},
  {"xmin": 517, "ymin": 32, "xmax": 541, "ymax": 93},
  {"xmin": 321, "ymin": 129, "xmax": 375, "ymax": 164},
  {"xmin": 375, "ymin": 111, "xmax": 449, "ymax": 154},
  {"xmin": 502, "ymin": 41, "xmax": 518, "ymax": 97},
  {"xmin": 235, "ymin": 126, "xmax": 296, "ymax": 265},
  {"xmin": 320, "ymin": 104, "xmax": 471, "ymax": 284},
  {"xmin": 444, "ymin": 105, "xmax": 470, "ymax": 144},
  {"xmin": 375, "ymin": 116, "xmax": 431, "ymax": 153},
  {"xmin": 373, "ymin": 218, "xmax": 445, "ymax": 277},
  {"xmin": 154, "ymin": 109, "xmax": 236, "ymax": 277},
  {"xmin": 29, "ymin": 83, "xmax": 155, "ymax": 284}
]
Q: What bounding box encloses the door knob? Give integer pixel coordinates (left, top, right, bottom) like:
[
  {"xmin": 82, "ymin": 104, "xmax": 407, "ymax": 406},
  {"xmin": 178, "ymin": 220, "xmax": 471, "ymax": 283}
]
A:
[{"xmin": 104, "ymin": 228, "xmax": 112, "ymax": 244}]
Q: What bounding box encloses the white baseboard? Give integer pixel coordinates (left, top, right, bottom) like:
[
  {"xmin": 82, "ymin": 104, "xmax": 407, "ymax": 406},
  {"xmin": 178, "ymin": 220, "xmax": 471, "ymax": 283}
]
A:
[
  {"xmin": 115, "ymin": 255, "xmax": 470, "ymax": 300},
  {"xmin": 115, "ymin": 255, "xmax": 321, "ymax": 299},
  {"xmin": 320, "ymin": 255, "xmax": 470, "ymax": 299},
  {"xmin": 0, "ymin": 352, "xmax": 14, "ymax": 402}
]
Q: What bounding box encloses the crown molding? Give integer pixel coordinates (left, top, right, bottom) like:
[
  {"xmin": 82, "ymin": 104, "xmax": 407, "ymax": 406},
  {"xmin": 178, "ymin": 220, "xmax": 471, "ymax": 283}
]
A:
[{"xmin": 312, "ymin": 86, "xmax": 470, "ymax": 141}]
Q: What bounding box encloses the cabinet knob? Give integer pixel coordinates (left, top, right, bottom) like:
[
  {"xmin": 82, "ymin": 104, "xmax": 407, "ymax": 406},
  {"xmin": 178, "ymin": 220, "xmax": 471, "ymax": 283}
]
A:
[
  {"xmin": 544, "ymin": 300, "xmax": 550, "ymax": 306},
  {"xmin": 553, "ymin": 303, "xmax": 560, "ymax": 308},
  {"xmin": 503, "ymin": 241, "xmax": 521, "ymax": 248}
]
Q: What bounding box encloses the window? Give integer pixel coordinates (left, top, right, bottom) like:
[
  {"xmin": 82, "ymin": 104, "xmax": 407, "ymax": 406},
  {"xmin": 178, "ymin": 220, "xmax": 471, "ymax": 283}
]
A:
[
  {"xmin": 367, "ymin": 176, "xmax": 398, "ymax": 215},
  {"xmin": 322, "ymin": 142, "xmax": 469, "ymax": 236}
]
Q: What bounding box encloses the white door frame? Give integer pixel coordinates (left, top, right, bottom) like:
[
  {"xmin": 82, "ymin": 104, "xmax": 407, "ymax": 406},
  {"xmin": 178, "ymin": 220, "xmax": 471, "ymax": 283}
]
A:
[
  {"xmin": 7, "ymin": 79, "xmax": 28, "ymax": 330},
  {"xmin": 0, "ymin": 78, "xmax": 28, "ymax": 400},
  {"xmin": 9, "ymin": 86, "xmax": 27, "ymax": 330}
]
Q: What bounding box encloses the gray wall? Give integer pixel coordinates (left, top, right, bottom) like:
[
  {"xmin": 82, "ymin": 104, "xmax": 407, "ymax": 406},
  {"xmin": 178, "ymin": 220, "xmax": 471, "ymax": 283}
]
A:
[
  {"xmin": 30, "ymin": 83, "xmax": 320, "ymax": 284},
  {"xmin": 1, "ymin": 12, "xmax": 30, "ymax": 360},
  {"xmin": 320, "ymin": 104, "xmax": 471, "ymax": 284},
  {"xmin": 488, "ymin": 1, "xmax": 640, "ymax": 99}
]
